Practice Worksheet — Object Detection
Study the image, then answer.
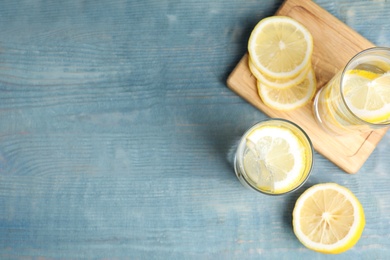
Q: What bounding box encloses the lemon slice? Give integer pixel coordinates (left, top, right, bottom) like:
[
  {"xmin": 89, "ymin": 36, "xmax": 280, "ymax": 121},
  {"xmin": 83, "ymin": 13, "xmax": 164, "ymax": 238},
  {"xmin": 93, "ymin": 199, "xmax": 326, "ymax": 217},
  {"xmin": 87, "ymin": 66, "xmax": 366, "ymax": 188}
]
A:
[
  {"xmin": 248, "ymin": 16, "xmax": 313, "ymax": 79},
  {"xmin": 343, "ymin": 70, "xmax": 390, "ymax": 123},
  {"xmin": 248, "ymin": 56, "xmax": 311, "ymax": 89},
  {"xmin": 293, "ymin": 183, "xmax": 365, "ymax": 254},
  {"xmin": 257, "ymin": 69, "xmax": 316, "ymax": 111},
  {"xmin": 244, "ymin": 125, "xmax": 308, "ymax": 194}
]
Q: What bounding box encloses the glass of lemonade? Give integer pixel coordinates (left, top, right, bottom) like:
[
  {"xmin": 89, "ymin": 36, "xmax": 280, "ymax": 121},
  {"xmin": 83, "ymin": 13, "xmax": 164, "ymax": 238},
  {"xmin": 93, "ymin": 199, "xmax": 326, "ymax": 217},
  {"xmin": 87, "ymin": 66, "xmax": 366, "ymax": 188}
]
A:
[
  {"xmin": 234, "ymin": 119, "xmax": 313, "ymax": 195},
  {"xmin": 313, "ymin": 47, "xmax": 390, "ymax": 135}
]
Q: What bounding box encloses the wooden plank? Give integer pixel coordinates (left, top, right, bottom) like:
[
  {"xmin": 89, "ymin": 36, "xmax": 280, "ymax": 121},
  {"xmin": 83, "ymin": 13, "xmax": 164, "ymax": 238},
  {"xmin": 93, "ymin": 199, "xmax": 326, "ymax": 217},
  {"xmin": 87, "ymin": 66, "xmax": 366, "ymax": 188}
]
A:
[{"xmin": 226, "ymin": 0, "xmax": 388, "ymax": 173}]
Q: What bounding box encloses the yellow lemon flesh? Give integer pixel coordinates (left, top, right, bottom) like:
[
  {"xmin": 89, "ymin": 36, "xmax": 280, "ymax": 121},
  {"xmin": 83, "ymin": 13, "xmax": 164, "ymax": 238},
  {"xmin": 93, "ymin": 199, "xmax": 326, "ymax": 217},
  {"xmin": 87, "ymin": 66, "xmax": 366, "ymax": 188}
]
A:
[
  {"xmin": 244, "ymin": 125, "xmax": 310, "ymax": 194},
  {"xmin": 257, "ymin": 68, "xmax": 316, "ymax": 111},
  {"xmin": 343, "ymin": 70, "xmax": 390, "ymax": 124},
  {"xmin": 249, "ymin": 56, "xmax": 311, "ymax": 89},
  {"xmin": 293, "ymin": 183, "xmax": 365, "ymax": 254},
  {"xmin": 248, "ymin": 16, "xmax": 313, "ymax": 79}
]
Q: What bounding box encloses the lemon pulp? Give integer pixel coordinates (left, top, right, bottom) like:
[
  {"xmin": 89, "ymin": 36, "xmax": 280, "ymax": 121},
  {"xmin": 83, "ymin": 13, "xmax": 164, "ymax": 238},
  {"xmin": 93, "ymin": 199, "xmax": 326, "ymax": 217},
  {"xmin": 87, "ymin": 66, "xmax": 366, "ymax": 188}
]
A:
[
  {"xmin": 293, "ymin": 183, "xmax": 365, "ymax": 254},
  {"xmin": 243, "ymin": 124, "xmax": 311, "ymax": 194},
  {"xmin": 257, "ymin": 69, "xmax": 317, "ymax": 111},
  {"xmin": 248, "ymin": 16, "xmax": 313, "ymax": 79},
  {"xmin": 343, "ymin": 69, "xmax": 390, "ymax": 124}
]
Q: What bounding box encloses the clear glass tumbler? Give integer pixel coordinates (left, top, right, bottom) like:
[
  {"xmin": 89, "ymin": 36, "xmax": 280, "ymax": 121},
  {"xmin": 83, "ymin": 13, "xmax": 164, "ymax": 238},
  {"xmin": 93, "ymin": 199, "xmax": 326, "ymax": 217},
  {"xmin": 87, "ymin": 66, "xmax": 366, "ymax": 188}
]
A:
[
  {"xmin": 313, "ymin": 47, "xmax": 390, "ymax": 135},
  {"xmin": 234, "ymin": 119, "xmax": 313, "ymax": 195}
]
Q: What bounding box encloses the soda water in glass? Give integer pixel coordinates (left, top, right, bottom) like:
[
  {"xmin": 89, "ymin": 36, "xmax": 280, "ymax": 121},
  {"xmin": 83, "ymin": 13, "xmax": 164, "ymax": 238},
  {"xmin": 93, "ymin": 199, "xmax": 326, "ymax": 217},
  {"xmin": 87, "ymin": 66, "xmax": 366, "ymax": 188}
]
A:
[
  {"xmin": 234, "ymin": 119, "xmax": 313, "ymax": 195},
  {"xmin": 313, "ymin": 47, "xmax": 390, "ymax": 135}
]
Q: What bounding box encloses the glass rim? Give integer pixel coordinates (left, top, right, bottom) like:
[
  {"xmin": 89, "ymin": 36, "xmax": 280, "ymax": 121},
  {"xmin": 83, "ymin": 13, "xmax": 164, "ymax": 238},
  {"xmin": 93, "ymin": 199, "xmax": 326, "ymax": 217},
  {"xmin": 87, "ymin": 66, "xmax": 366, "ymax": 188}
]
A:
[
  {"xmin": 235, "ymin": 118, "xmax": 314, "ymax": 196},
  {"xmin": 340, "ymin": 46, "xmax": 390, "ymax": 127}
]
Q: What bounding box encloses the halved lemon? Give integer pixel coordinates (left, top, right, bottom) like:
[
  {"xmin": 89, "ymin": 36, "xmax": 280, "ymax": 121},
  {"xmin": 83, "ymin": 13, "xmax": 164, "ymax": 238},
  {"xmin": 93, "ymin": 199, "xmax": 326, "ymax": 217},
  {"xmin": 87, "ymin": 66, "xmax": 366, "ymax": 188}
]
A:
[
  {"xmin": 293, "ymin": 183, "xmax": 365, "ymax": 254},
  {"xmin": 248, "ymin": 56, "xmax": 311, "ymax": 89},
  {"xmin": 244, "ymin": 124, "xmax": 309, "ymax": 194},
  {"xmin": 248, "ymin": 16, "xmax": 313, "ymax": 79},
  {"xmin": 257, "ymin": 69, "xmax": 316, "ymax": 111},
  {"xmin": 343, "ymin": 70, "xmax": 390, "ymax": 123}
]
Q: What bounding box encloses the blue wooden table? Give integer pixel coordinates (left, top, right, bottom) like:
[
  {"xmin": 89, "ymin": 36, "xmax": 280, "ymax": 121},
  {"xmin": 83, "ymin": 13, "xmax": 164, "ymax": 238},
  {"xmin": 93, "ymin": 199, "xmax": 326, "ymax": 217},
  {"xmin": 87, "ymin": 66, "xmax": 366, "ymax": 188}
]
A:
[{"xmin": 0, "ymin": 0, "xmax": 389, "ymax": 259}]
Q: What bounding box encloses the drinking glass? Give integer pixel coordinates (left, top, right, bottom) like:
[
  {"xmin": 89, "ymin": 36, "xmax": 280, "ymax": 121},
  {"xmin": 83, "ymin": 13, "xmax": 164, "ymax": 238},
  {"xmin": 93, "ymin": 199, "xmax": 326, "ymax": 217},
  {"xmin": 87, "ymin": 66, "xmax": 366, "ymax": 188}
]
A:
[
  {"xmin": 234, "ymin": 119, "xmax": 313, "ymax": 195},
  {"xmin": 313, "ymin": 47, "xmax": 390, "ymax": 135}
]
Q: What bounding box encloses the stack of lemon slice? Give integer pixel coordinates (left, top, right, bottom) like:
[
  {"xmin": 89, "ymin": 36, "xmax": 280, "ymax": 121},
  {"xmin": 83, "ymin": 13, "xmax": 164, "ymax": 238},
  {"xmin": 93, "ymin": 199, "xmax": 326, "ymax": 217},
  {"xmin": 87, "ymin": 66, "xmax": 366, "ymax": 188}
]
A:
[{"xmin": 248, "ymin": 16, "xmax": 316, "ymax": 110}]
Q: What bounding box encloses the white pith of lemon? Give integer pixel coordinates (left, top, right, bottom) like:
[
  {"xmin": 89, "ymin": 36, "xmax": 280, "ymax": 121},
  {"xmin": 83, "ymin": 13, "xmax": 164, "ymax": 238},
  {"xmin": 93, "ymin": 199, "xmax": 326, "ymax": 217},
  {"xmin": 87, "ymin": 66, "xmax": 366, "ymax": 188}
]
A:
[
  {"xmin": 248, "ymin": 56, "xmax": 311, "ymax": 89},
  {"xmin": 244, "ymin": 125, "xmax": 309, "ymax": 194},
  {"xmin": 257, "ymin": 69, "xmax": 316, "ymax": 111},
  {"xmin": 293, "ymin": 183, "xmax": 365, "ymax": 254},
  {"xmin": 248, "ymin": 16, "xmax": 313, "ymax": 79}
]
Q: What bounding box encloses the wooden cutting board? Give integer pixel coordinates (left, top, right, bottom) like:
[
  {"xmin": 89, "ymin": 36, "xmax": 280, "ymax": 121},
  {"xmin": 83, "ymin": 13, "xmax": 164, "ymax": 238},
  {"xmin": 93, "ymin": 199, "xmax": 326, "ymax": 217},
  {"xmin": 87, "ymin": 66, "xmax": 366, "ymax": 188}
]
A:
[{"xmin": 227, "ymin": 0, "xmax": 388, "ymax": 173}]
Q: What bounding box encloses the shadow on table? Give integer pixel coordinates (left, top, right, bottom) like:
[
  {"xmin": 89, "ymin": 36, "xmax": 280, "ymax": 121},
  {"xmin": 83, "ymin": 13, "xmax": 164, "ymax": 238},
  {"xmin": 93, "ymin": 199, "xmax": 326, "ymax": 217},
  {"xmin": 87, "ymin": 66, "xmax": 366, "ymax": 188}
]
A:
[
  {"xmin": 206, "ymin": 123, "xmax": 246, "ymax": 181},
  {"xmin": 195, "ymin": 118, "xmax": 268, "ymax": 181}
]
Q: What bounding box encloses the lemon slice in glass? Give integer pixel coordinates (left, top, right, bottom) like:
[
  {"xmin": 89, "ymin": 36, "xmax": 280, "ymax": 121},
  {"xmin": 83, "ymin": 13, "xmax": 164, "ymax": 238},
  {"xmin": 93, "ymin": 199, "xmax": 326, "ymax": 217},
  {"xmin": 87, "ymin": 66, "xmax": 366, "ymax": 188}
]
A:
[
  {"xmin": 244, "ymin": 125, "xmax": 308, "ymax": 194},
  {"xmin": 343, "ymin": 70, "xmax": 390, "ymax": 123},
  {"xmin": 293, "ymin": 183, "xmax": 365, "ymax": 254}
]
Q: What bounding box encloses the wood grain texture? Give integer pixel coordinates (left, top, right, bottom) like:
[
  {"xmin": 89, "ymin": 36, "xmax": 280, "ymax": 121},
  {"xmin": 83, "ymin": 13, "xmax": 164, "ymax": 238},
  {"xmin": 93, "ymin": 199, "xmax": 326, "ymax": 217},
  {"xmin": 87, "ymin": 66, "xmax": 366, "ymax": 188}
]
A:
[
  {"xmin": 227, "ymin": 0, "xmax": 388, "ymax": 174},
  {"xmin": 0, "ymin": 0, "xmax": 389, "ymax": 259}
]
